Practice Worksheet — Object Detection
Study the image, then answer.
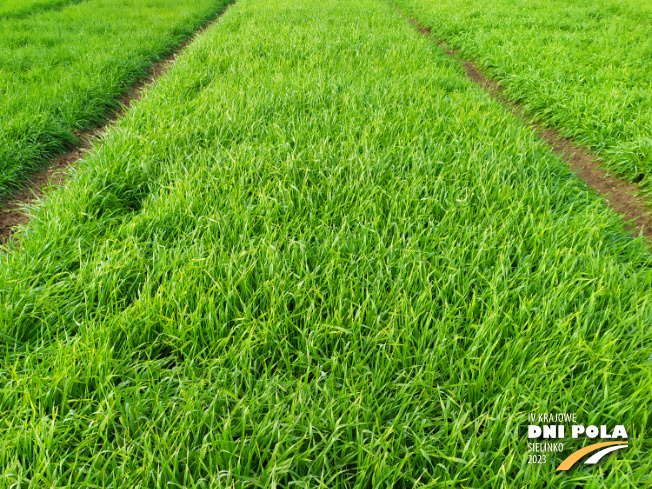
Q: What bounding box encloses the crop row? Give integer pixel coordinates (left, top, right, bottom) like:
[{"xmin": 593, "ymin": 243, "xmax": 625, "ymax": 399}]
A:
[
  {"xmin": 0, "ymin": 0, "xmax": 232, "ymax": 198},
  {"xmin": 395, "ymin": 0, "xmax": 652, "ymax": 198}
]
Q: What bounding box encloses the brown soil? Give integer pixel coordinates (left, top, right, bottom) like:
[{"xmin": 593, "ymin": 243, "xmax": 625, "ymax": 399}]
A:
[
  {"xmin": 409, "ymin": 17, "xmax": 431, "ymax": 36},
  {"xmin": 409, "ymin": 17, "xmax": 652, "ymax": 248},
  {"xmin": 0, "ymin": 5, "xmax": 233, "ymax": 244},
  {"xmin": 0, "ymin": 134, "xmax": 91, "ymax": 240}
]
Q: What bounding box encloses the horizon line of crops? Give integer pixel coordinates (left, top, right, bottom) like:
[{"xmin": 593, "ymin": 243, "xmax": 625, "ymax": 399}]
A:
[
  {"xmin": 0, "ymin": 0, "xmax": 233, "ymax": 202},
  {"xmin": 394, "ymin": 0, "xmax": 652, "ymax": 201},
  {"xmin": 1, "ymin": 0, "xmax": 651, "ymax": 486}
]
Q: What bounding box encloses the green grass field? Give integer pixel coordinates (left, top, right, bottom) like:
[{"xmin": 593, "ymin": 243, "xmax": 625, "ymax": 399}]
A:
[
  {"xmin": 0, "ymin": 0, "xmax": 81, "ymax": 19},
  {"xmin": 1, "ymin": 0, "xmax": 650, "ymax": 487},
  {"xmin": 0, "ymin": 0, "xmax": 232, "ymax": 199},
  {"xmin": 395, "ymin": 0, "xmax": 652, "ymax": 198}
]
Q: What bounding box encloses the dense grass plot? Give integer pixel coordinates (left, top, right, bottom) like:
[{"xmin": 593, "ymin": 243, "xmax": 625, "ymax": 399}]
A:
[
  {"xmin": 1, "ymin": 0, "xmax": 651, "ymax": 487},
  {"xmin": 396, "ymin": 0, "xmax": 652, "ymax": 196},
  {"xmin": 0, "ymin": 0, "xmax": 232, "ymax": 199},
  {"xmin": 0, "ymin": 0, "xmax": 82, "ymax": 19}
]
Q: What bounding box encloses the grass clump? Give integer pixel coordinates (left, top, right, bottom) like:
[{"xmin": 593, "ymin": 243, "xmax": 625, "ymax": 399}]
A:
[{"xmin": 0, "ymin": 0, "xmax": 651, "ymax": 487}]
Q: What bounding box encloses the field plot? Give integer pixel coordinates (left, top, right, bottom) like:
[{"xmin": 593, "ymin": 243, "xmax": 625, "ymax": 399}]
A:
[
  {"xmin": 395, "ymin": 0, "xmax": 652, "ymax": 197},
  {"xmin": 0, "ymin": 0, "xmax": 83, "ymax": 19},
  {"xmin": 1, "ymin": 0, "xmax": 651, "ymax": 487},
  {"xmin": 0, "ymin": 0, "xmax": 231, "ymax": 198}
]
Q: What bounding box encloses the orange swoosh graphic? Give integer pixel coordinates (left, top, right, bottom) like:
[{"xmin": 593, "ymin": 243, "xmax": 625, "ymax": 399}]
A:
[{"xmin": 556, "ymin": 441, "xmax": 628, "ymax": 471}]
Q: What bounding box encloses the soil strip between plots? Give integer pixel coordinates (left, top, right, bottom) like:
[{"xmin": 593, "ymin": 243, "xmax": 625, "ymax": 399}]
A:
[
  {"xmin": 408, "ymin": 17, "xmax": 652, "ymax": 249},
  {"xmin": 0, "ymin": 3, "xmax": 234, "ymax": 244}
]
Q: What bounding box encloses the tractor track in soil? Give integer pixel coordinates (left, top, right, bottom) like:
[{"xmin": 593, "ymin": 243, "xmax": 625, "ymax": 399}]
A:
[
  {"xmin": 0, "ymin": 3, "xmax": 234, "ymax": 244},
  {"xmin": 408, "ymin": 17, "xmax": 652, "ymax": 250}
]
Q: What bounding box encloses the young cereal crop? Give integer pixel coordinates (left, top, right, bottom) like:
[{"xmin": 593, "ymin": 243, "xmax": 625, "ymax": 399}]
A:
[
  {"xmin": 0, "ymin": 0, "xmax": 232, "ymax": 199},
  {"xmin": 0, "ymin": 0, "xmax": 82, "ymax": 19},
  {"xmin": 395, "ymin": 0, "xmax": 652, "ymax": 198},
  {"xmin": 0, "ymin": 0, "xmax": 650, "ymax": 487}
]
